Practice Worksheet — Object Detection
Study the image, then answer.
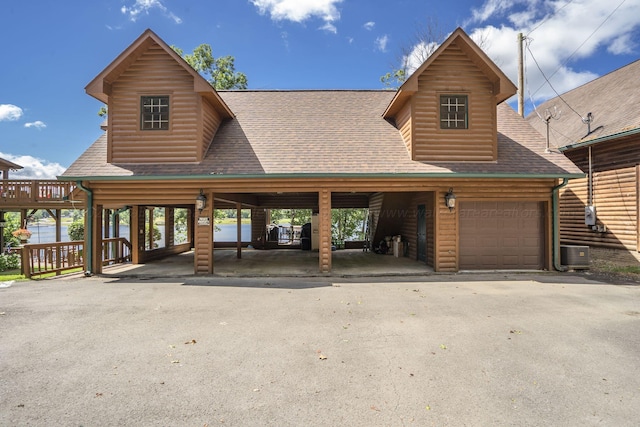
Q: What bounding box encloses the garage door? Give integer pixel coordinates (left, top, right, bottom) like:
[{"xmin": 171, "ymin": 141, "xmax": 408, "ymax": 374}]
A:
[{"xmin": 459, "ymin": 201, "xmax": 544, "ymax": 270}]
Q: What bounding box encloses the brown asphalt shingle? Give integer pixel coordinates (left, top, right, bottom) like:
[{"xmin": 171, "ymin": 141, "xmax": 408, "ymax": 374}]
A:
[
  {"xmin": 526, "ymin": 59, "xmax": 640, "ymax": 149},
  {"xmin": 62, "ymin": 90, "xmax": 582, "ymax": 178}
]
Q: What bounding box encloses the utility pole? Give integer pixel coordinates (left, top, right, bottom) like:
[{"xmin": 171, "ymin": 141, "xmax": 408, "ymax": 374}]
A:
[{"xmin": 517, "ymin": 32, "xmax": 525, "ymax": 117}]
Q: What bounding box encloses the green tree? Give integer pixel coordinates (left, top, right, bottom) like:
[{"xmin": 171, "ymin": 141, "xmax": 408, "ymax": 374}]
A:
[
  {"xmin": 98, "ymin": 43, "xmax": 247, "ymax": 117},
  {"xmin": 269, "ymin": 209, "xmax": 311, "ymax": 226},
  {"xmin": 67, "ymin": 219, "xmax": 85, "ymax": 241},
  {"xmin": 331, "ymin": 209, "xmax": 368, "ymax": 244},
  {"xmin": 2, "ymin": 212, "xmax": 21, "ymax": 249},
  {"xmin": 172, "ymin": 44, "xmax": 248, "ymax": 90},
  {"xmin": 380, "ymin": 19, "xmax": 445, "ymax": 89},
  {"xmin": 381, "ymin": 20, "xmax": 488, "ymax": 89}
]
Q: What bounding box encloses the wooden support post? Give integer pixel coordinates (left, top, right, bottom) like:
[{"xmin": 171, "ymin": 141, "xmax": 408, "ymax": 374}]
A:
[
  {"xmin": 194, "ymin": 192, "xmax": 214, "ymax": 274},
  {"xmin": 318, "ymin": 189, "xmax": 332, "ymax": 273},
  {"xmin": 147, "ymin": 207, "xmax": 154, "ymax": 250},
  {"xmin": 166, "ymin": 207, "xmax": 174, "ymax": 248},
  {"xmin": 103, "ymin": 209, "xmax": 111, "ymax": 239},
  {"xmin": 130, "ymin": 206, "xmax": 141, "ymax": 264},
  {"xmin": 236, "ymin": 202, "xmax": 242, "ymax": 259},
  {"xmin": 93, "ymin": 204, "xmax": 103, "ymax": 274}
]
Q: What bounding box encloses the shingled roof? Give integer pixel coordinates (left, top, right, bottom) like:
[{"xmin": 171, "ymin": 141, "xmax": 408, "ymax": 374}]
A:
[
  {"xmin": 62, "ymin": 90, "xmax": 581, "ymax": 179},
  {"xmin": 526, "ymin": 59, "xmax": 640, "ymax": 150}
]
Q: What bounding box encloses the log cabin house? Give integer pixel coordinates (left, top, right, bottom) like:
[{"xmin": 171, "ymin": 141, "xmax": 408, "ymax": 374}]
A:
[
  {"xmin": 527, "ymin": 59, "xmax": 640, "ymax": 263},
  {"xmin": 60, "ymin": 28, "xmax": 583, "ymax": 275}
]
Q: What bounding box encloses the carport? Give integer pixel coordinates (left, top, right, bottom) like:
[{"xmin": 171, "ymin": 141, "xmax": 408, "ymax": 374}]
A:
[{"xmin": 101, "ymin": 248, "xmax": 432, "ymax": 278}]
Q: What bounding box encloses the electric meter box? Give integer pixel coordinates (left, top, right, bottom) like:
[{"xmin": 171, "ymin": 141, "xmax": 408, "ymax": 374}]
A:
[{"xmin": 585, "ymin": 205, "xmax": 596, "ymax": 226}]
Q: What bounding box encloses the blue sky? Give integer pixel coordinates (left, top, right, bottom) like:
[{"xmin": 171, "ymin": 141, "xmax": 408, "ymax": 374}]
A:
[{"xmin": 1, "ymin": 0, "xmax": 639, "ymax": 178}]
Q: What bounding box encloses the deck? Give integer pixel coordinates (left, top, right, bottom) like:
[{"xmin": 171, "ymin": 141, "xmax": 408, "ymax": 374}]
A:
[{"xmin": 0, "ymin": 180, "xmax": 82, "ymax": 209}]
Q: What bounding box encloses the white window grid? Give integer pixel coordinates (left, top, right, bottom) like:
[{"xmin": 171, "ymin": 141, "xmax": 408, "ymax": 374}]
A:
[
  {"xmin": 141, "ymin": 97, "xmax": 169, "ymax": 130},
  {"xmin": 440, "ymin": 96, "xmax": 467, "ymax": 129}
]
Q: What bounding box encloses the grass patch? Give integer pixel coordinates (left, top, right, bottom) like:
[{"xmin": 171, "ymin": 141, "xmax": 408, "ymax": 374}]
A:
[
  {"xmin": 32, "ymin": 267, "xmax": 84, "ymax": 279},
  {"xmin": 606, "ymin": 265, "xmax": 640, "ymax": 274},
  {"xmin": 0, "ymin": 270, "xmax": 27, "ymax": 281},
  {"xmin": 218, "ymin": 218, "xmax": 251, "ymax": 225}
]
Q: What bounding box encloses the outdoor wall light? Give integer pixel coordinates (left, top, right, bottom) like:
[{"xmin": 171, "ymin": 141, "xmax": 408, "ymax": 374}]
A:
[
  {"xmin": 195, "ymin": 189, "xmax": 207, "ymax": 213},
  {"xmin": 444, "ymin": 188, "xmax": 456, "ymax": 211}
]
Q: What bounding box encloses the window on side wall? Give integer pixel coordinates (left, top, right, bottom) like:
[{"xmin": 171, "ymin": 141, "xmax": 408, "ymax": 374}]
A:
[
  {"xmin": 140, "ymin": 96, "xmax": 169, "ymax": 130},
  {"xmin": 440, "ymin": 95, "xmax": 468, "ymax": 129}
]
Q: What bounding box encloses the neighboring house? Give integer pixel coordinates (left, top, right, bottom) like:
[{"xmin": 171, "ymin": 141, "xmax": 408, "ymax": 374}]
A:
[
  {"xmin": 527, "ymin": 59, "xmax": 640, "ymax": 259},
  {"xmin": 60, "ymin": 28, "xmax": 582, "ymax": 275}
]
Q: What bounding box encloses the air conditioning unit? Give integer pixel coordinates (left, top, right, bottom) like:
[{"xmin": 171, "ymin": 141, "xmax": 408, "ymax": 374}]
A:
[{"xmin": 560, "ymin": 245, "xmax": 590, "ymax": 269}]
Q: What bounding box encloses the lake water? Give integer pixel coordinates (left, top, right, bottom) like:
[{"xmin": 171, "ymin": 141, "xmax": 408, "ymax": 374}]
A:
[{"xmin": 24, "ymin": 223, "xmax": 251, "ymax": 243}]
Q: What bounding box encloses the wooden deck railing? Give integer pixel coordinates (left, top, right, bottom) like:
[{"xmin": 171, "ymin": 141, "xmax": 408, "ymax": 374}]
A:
[
  {"xmin": 20, "ymin": 237, "xmax": 132, "ymax": 278},
  {"xmin": 1, "ymin": 180, "xmax": 76, "ymax": 203},
  {"xmin": 21, "ymin": 241, "xmax": 84, "ymax": 278},
  {"xmin": 102, "ymin": 237, "xmax": 132, "ymax": 266}
]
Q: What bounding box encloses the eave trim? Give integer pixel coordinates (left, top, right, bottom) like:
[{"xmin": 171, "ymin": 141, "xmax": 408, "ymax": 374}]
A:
[{"xmin": 58, "ymin": 172, "xmax": 586, "ymax": 182}]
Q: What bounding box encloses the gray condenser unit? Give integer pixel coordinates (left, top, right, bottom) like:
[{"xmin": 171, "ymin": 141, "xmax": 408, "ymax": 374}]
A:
[{"xmin": 560, "ymin": 245, "xmax": 590, "ymax": 269}]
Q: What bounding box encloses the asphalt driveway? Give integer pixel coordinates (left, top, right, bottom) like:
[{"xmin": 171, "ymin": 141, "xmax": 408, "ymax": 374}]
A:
[{"xmin": 1, "ymin": 273, "xmax": 639, "ymax": 426}]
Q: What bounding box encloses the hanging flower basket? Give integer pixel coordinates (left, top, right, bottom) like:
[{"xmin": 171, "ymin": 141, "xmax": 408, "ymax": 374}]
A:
[{"xmin": 12, "ymin": 228, "xmax": 32, "ymax": 243}]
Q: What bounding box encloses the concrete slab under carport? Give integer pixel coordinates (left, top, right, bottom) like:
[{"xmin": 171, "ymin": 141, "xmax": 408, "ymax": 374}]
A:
[{"xmin": 100, "ymin": 248, "xmax": 433, "ymax": 278}]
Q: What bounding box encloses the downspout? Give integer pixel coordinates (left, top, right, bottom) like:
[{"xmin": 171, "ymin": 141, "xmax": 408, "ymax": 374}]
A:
[
  {"xmin": 552, "ymin": 178, "xmax": 570, "ymax": 272},
  {"xmin": 76, "ymin": 181, "xmax": 93, "ymax": 276}
]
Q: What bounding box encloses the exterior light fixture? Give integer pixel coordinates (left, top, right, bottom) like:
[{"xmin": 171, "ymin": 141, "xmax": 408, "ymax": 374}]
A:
[
  {"xmin": 195, "ymin": 190, "xmax": 206, "ymax": 212},
  {"xmin": 444, "ymin": 188, "xmax": 456, "ymax": 211}
]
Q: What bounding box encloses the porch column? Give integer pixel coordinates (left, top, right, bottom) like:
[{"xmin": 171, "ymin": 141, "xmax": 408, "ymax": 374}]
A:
[
  {"xmin": 318, "ymin": 189, "xmax": 332, "ymax": 273},
  {"xmin": 92, "ymin": 204, "xmax": 103, "ymax": 274},
  {"xmin": 165, "ymin": 207, "xmax": 174, "ymax": 248},
  {"xmin": 102, "ymin": 209, "xmax": 110, "ymax": 241},
  {"xmin": 45, "ymin": 209, "xmax": 62, "ymax": 242},
  {"xmin": 236, "ymin": 202, "xmax": 242, "ymax": 259},
  {"xmin": 147, "ymin": 207, "xmax": 154, "ymax": 250},
  {"xmin": 194, "ymin": 191, "xmax": 214, "ymax": 274},
  {"xmin": 130, "ymin": 206, "xmax": 141, "ymax": 264}
]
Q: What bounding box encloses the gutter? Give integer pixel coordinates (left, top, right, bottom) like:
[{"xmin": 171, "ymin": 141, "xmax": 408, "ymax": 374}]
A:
[
  {"xmin": 58, "ymin": 172, "xmax": 585, "ymax": 182},
  {"xmin": 559, "ymin": 127, "xmax": 640, "ymax": 152},
  {"xmin": 552, "ymin": 178, "xmax": 570, "ymax": 272},
  {"xmin": 76, "ymin": 181, "xmax": 93, "ymax": 276}
]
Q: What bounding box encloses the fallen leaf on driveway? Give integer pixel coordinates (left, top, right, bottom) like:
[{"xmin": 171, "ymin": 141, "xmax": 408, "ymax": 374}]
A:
[
  {"xmin": 185, "ymin": 339, "xmax": 197, "ymax": 344},
  {"xmin": 319, "ymin": 354, "xmax": 327, "ymax": 360},
  {"xmin": 171, "ymin": 360, "xmax": 180, "ymax": 364}
]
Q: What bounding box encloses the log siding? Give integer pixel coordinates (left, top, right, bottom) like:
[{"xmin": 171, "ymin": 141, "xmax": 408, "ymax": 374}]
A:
[
  {"xmin": 412, "ymin": 41, "xmax": 497, "ymax": 162},
  {"xmin": 109, "ymin": 43, "xmax": 202, "ymax": 163}
]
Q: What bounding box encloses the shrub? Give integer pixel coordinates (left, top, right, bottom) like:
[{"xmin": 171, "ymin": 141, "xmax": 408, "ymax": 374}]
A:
[
  {"xmin": 67, "ymin": 220, "xmax": 85, "ymax": 241},
  {"xmin": 0, "ymin": 253, "xmax": 20, "ymax": 272}
]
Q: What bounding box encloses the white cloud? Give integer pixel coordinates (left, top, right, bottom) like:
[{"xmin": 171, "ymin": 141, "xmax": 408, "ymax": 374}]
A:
[
  {"xmin": 363, "ymin": 21, "xmax": 375, "ymax": 31},
  {"xmin": 375, "ymin": 35, "xmax": 389, "ymax": 53},
  {"xmin": 608, "ymin": 34, "xmax": 635, "ymax": 55},
  {"xmin": 121, "ymin": 0, "xmax": 182, "ymax": 24},
  {"xmin": 403, "ymin": 41, "xmax": 439, "ymax": 74},
  {"xmin": 0, "ymin": 152, "xmax": 66, "ymax": 180},
  {"xmin": 320, "ymin": 22, "xmax": 337, "ymax": 34},
  {"xmin": 24, "ymin": 121, "xmax": 46, "ymax": 130},
  {"xmin": 250, "ymin": 0, "xmax": 342, "ymax": 32},
  {"xmin": 0, "ymin": 104, "xmax": 23, "ymax": 121},
  {"xmin": 438, "ymin": 0, "xmax": 640, "ymax": 104}
]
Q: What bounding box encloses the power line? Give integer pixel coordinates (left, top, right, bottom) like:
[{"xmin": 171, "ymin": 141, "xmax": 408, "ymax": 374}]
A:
[
  {"xmin": 527, "ymin": 0, "xmax": 575, "ymax": 36},
  {"xmin": 531, "ymin": 0, "xmax": 628, "ymax": 97},
  {"xmin": 526, "ymin": 41, "xmax": 584, "ymax": 119}
]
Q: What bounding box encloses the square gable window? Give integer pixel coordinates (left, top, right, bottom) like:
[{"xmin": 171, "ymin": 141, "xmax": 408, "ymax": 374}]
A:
[
  {"xmin": 440, "ymin": 95, "xmax": 468, "ymax": 129},
  {"xmin": 141, "ymin": 96, "xmax": 169, "ymax": 130}
]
